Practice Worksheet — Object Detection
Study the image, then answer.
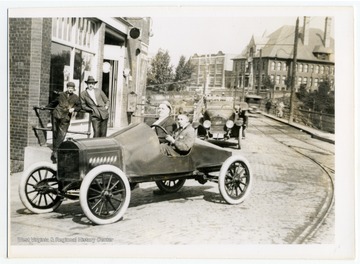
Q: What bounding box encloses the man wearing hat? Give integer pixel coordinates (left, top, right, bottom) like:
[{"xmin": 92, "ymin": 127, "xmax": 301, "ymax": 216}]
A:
[
  {"xmin": 80, "ymin": 76, "xmax": 110, "ymax": 138},
  {"xmin": 46, "ymin": 81, "xmax": 81, "ymax": 163}
]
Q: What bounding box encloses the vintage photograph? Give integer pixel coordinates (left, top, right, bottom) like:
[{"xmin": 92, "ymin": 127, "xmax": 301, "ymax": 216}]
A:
[{"xmin": 6, "ymin": 4, "xmax": 355, "ymax": 261}]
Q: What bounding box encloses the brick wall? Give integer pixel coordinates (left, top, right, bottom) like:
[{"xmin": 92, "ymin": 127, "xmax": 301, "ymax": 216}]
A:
[{"xmin": 9, "ymin": 18, "xmax": 52, "ymax": 172}]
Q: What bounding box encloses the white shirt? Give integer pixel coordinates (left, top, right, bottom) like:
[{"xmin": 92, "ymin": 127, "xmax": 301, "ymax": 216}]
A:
[{"xmin": 86, "ymin": 88, "xmax": 98, "ymax": 105}]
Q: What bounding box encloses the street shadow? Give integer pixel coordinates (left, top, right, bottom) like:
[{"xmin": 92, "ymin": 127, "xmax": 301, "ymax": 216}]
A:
[
  {"xmin": 129, "ymin": 184, "xmax": 215, "ymax": 207},
  {"xmin": 202, "ymin": 190, "xmax": 228, "ymax": 204},
  {"xmin": 16, "ymin": 184, "xmax": 222, "ymax": 226}
]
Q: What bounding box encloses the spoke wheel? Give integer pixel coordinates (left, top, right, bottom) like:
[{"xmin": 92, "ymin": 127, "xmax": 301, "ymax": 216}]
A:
[
  {"xmin": 80, "ymin": 165, "xmax": 130, "ymax": 225},
  {"xmin": 19, "ymin": 162, "xmax": 62, "ymax": 214},
  {"xmin": 155, "ymin": 178, "xmax": 186, "ymax": 193},
  {"xmin": 218, "ymin": 155, "xmax": 252, "ymax": 204}
]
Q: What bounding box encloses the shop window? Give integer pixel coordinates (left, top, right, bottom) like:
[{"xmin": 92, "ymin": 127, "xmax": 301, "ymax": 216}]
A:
[{"xmin": 49, "ymin": 43, "xmax": 71, "ymax": 103}]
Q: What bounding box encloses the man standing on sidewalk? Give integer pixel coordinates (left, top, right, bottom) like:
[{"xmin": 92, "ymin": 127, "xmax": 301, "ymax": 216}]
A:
[
  {"xmin": 80, "ymin": 76, "xmax": 110, "ymax": 137},
  {"xmin": 46, "ymin": 81, "xmax": 81, "ymax": 163}
]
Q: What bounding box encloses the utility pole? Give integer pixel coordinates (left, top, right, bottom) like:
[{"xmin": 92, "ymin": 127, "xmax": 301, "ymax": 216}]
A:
[
  {"xmin": 258, "ymin": 49, "xmax": 262, "ymax": 95},
  {"xmin": 289, "ymin": 17, "xmax": 299, "ymax": 123}
]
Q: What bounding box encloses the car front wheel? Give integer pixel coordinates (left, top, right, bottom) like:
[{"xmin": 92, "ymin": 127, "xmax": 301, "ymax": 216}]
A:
[
  {"xmin": 80, "ymin": 165, "xmax": 131, "ymax": 225},
  {"xmin": 19, "ymin": 162, "xmax": 62, "ymax": 214},
  {"xmin": 218, "ymin": 155, "xmax": 252, "ymax": 204},
  {"xmin": 155, "ymin": 179, "xmax": 186, "ymax": 193}
]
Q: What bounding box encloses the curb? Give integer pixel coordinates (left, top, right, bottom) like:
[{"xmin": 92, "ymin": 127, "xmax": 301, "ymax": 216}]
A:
[{"xmin": 262, "ymin": 113, "xmax": 335, "ymax": 145}]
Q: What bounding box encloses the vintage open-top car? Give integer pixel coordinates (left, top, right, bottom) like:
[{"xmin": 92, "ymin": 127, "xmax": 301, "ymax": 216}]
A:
[
  {"xmin": 19, "ymin": 122, "xmax": 252, "ymax": 225},
  {"xmin": 197, "ymin": 101, "xmax": 249, "ymax": 149}
]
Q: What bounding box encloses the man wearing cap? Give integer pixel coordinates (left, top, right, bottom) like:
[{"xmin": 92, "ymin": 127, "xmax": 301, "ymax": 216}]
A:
[
  {"xmin": 151, "ymin": 101, "xmax": 177, "ymax": 143},
  {"xmin": 80, "ymin": 76, "xmax": 110, "ymax": 138},
  {"xmin": 46, "ymin": 81, "xmax": 81, "ymax": 163}
]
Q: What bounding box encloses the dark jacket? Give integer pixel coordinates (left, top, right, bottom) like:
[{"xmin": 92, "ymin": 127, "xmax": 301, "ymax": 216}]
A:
[
  {"xmin": 154, "ymin": 116, "xmax": 177, "ymax": 142},
  {"xmin": 46, "ymin": 92, "xmax": 81, "ymax": 120},
  {"xmin": 80, "ymin": 88, "xmax": 110, "ymax": 120}
]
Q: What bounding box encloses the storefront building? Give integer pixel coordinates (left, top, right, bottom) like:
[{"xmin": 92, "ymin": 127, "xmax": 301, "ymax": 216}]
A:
[{"xmin": 9, "ymin": 17, "xmax": 151, "ymax": 172}]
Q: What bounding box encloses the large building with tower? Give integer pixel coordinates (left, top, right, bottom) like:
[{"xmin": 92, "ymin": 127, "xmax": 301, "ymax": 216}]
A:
[{"xmin": 231, "ymin": 17, "xmax": 334, "ymax": 99}]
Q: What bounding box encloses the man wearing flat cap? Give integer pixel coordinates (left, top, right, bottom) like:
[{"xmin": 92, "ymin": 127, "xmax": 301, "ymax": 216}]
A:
[
  {"xmin": 46, "ymin": 81, "xmax": 81, "ymax": 163},
  {"xmin": 80, "ymin": 75, "xmax": 110, "ymax": 138}
]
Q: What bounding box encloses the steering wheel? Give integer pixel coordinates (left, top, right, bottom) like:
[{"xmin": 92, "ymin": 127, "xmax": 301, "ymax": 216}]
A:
[{"xmin": 150, "ymin": 124, "xmax": 170, "ymax": 137}]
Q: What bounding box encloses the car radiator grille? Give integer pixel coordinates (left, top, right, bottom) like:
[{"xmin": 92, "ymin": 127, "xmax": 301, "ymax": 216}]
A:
[{"xmin": 57, "ymin": 149, "xmax": 80, "ymax": 180}]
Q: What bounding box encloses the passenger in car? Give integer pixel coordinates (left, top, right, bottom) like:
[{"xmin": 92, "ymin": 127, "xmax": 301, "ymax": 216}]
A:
[
  {"xmin": 160, "ymin": 114, "xmax": 195, "ymax": 156},
  {"xmin": 151, "ymin": 101, "xmax": 177, "ymax": 143}
]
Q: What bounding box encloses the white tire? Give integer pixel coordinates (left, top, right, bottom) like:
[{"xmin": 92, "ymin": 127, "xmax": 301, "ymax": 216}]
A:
[
  {"xmin": 218, "ymin": 155, "xmax": 252, "ymax": 204},
  {"xmin": 19, "ymin": 162, "xmax": 62, "ymax": 214},
  {"xmin": 80, "ymin": 165, "xmax": 131, "ymax": 225}
]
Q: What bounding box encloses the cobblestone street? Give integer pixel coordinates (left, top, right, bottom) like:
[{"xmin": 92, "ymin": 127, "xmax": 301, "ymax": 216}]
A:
[{"xmin": 9, "ymin": 115, "xmax": 336, "ymax": 259}]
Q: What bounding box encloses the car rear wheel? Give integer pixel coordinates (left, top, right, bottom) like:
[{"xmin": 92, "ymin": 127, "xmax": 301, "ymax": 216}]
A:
[
  {"xmin": 155, "ymin": 179, "xmax": 186, "ymax": 193},
  {"xmin": 19, "ymin": 162, "xmax": 62, "ymax": 214},
  {"xmin": 80, "ymin": 165, "xmax": 131, "ymax": 225},
  {"xmin": 218, "ymin": 155, "xmax": 252, "ymax": 204}
]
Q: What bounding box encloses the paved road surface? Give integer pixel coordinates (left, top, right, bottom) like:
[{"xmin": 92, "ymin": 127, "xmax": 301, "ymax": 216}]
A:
[{"xmin": 9, "ymin": 115, "xmax": 335, "ymax": 257}]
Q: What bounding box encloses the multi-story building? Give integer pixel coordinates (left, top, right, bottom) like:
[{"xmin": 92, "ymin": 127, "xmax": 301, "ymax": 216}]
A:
[
  {"xmin": 9, "ymin": 16, "xmax": 151, "ymax": 171},
  {"xmin": 188, "ymin": 51, "xmax": 234, "ymax": 93},
  {"xmin": 232, "ymin": 17, "xmax": 335, "ymax": 99}
]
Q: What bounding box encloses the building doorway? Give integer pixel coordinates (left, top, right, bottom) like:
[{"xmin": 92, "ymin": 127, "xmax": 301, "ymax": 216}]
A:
[{"xmin": 103, "ymin": 44, "xmax": 125, "ymax": 128}]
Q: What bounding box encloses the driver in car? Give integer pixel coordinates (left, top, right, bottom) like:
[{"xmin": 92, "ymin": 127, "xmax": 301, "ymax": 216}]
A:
[
  {"xmin": 152, "ymin": 101, "xmax": 177, "ymax": 143},
  {"xmin": 160, "ymin": 114, "xmax": 195, "ymax": 156}
]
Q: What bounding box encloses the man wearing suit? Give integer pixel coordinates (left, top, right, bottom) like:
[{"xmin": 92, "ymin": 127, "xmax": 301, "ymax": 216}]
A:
[
  {"xmin": 151, "ymin": 101, "xmax": 177, "ymax": 143},
  {"xmin": 160, "ymin": 114, "xmax": 195, "ymax": 156},
  {"xmin": 46, "ymin": 81, "xmax": 81, "ymax": 162},
  {"xmin": 80, "ymin": 76, "xmax": 110, "ymax": 137}
]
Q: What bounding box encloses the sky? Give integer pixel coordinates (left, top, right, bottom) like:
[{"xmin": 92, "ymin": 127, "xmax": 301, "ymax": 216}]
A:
[{"xmin": 148, "ymin": 15, "xmax": 334, "ymax": 67}]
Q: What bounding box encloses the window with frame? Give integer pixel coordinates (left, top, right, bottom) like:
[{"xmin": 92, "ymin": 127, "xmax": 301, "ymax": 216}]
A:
[
  {"xmin": 50, "ymin": 17, "xmax": 98, "ymax": 119},
  {"xmin": 315, "ymin": 65, "xmax": 319, "ymax": 74},
  {"xmin": 304, "ymin": 64, "xmax": 308, "ymax": 73},
  {"xmin": 271, "ymin": 61, "xmax": 275, "ymax": 71},
  {"xmin": 275, "ymin": 75, "xmax": 280, "ymax": 85},
  {"xmin": 314, "ymin": 78, "xmax": 319, "ymax": 87},
  {"xmin": 298, "ymin": 64, "xmax": 303, "ymax": 73}
]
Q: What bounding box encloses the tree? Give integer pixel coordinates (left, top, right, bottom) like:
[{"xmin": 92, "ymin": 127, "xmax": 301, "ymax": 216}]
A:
[
  {"xmin": 262, "ymin": 75, "xmax": 274, "ymax": 90},
  {"xmin": 147, "ymin": 49, "xmax": 174, "ymax": 92},
  {"xmin": 297, "ymin": 84, "xmax": 308, "ymax": 101},
  {"xmin": 170, "ymin": 56, "xmax": 195, "ymax": 91}
]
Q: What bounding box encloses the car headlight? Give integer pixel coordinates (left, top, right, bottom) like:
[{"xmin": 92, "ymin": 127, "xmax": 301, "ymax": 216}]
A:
[
  {"xmin": 203, "ymin": 120, "xmax": 211, "ymax": 128},
  {"xmin": 226, "ymin": 120, "xmax": 234, "ymax": 128}
]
